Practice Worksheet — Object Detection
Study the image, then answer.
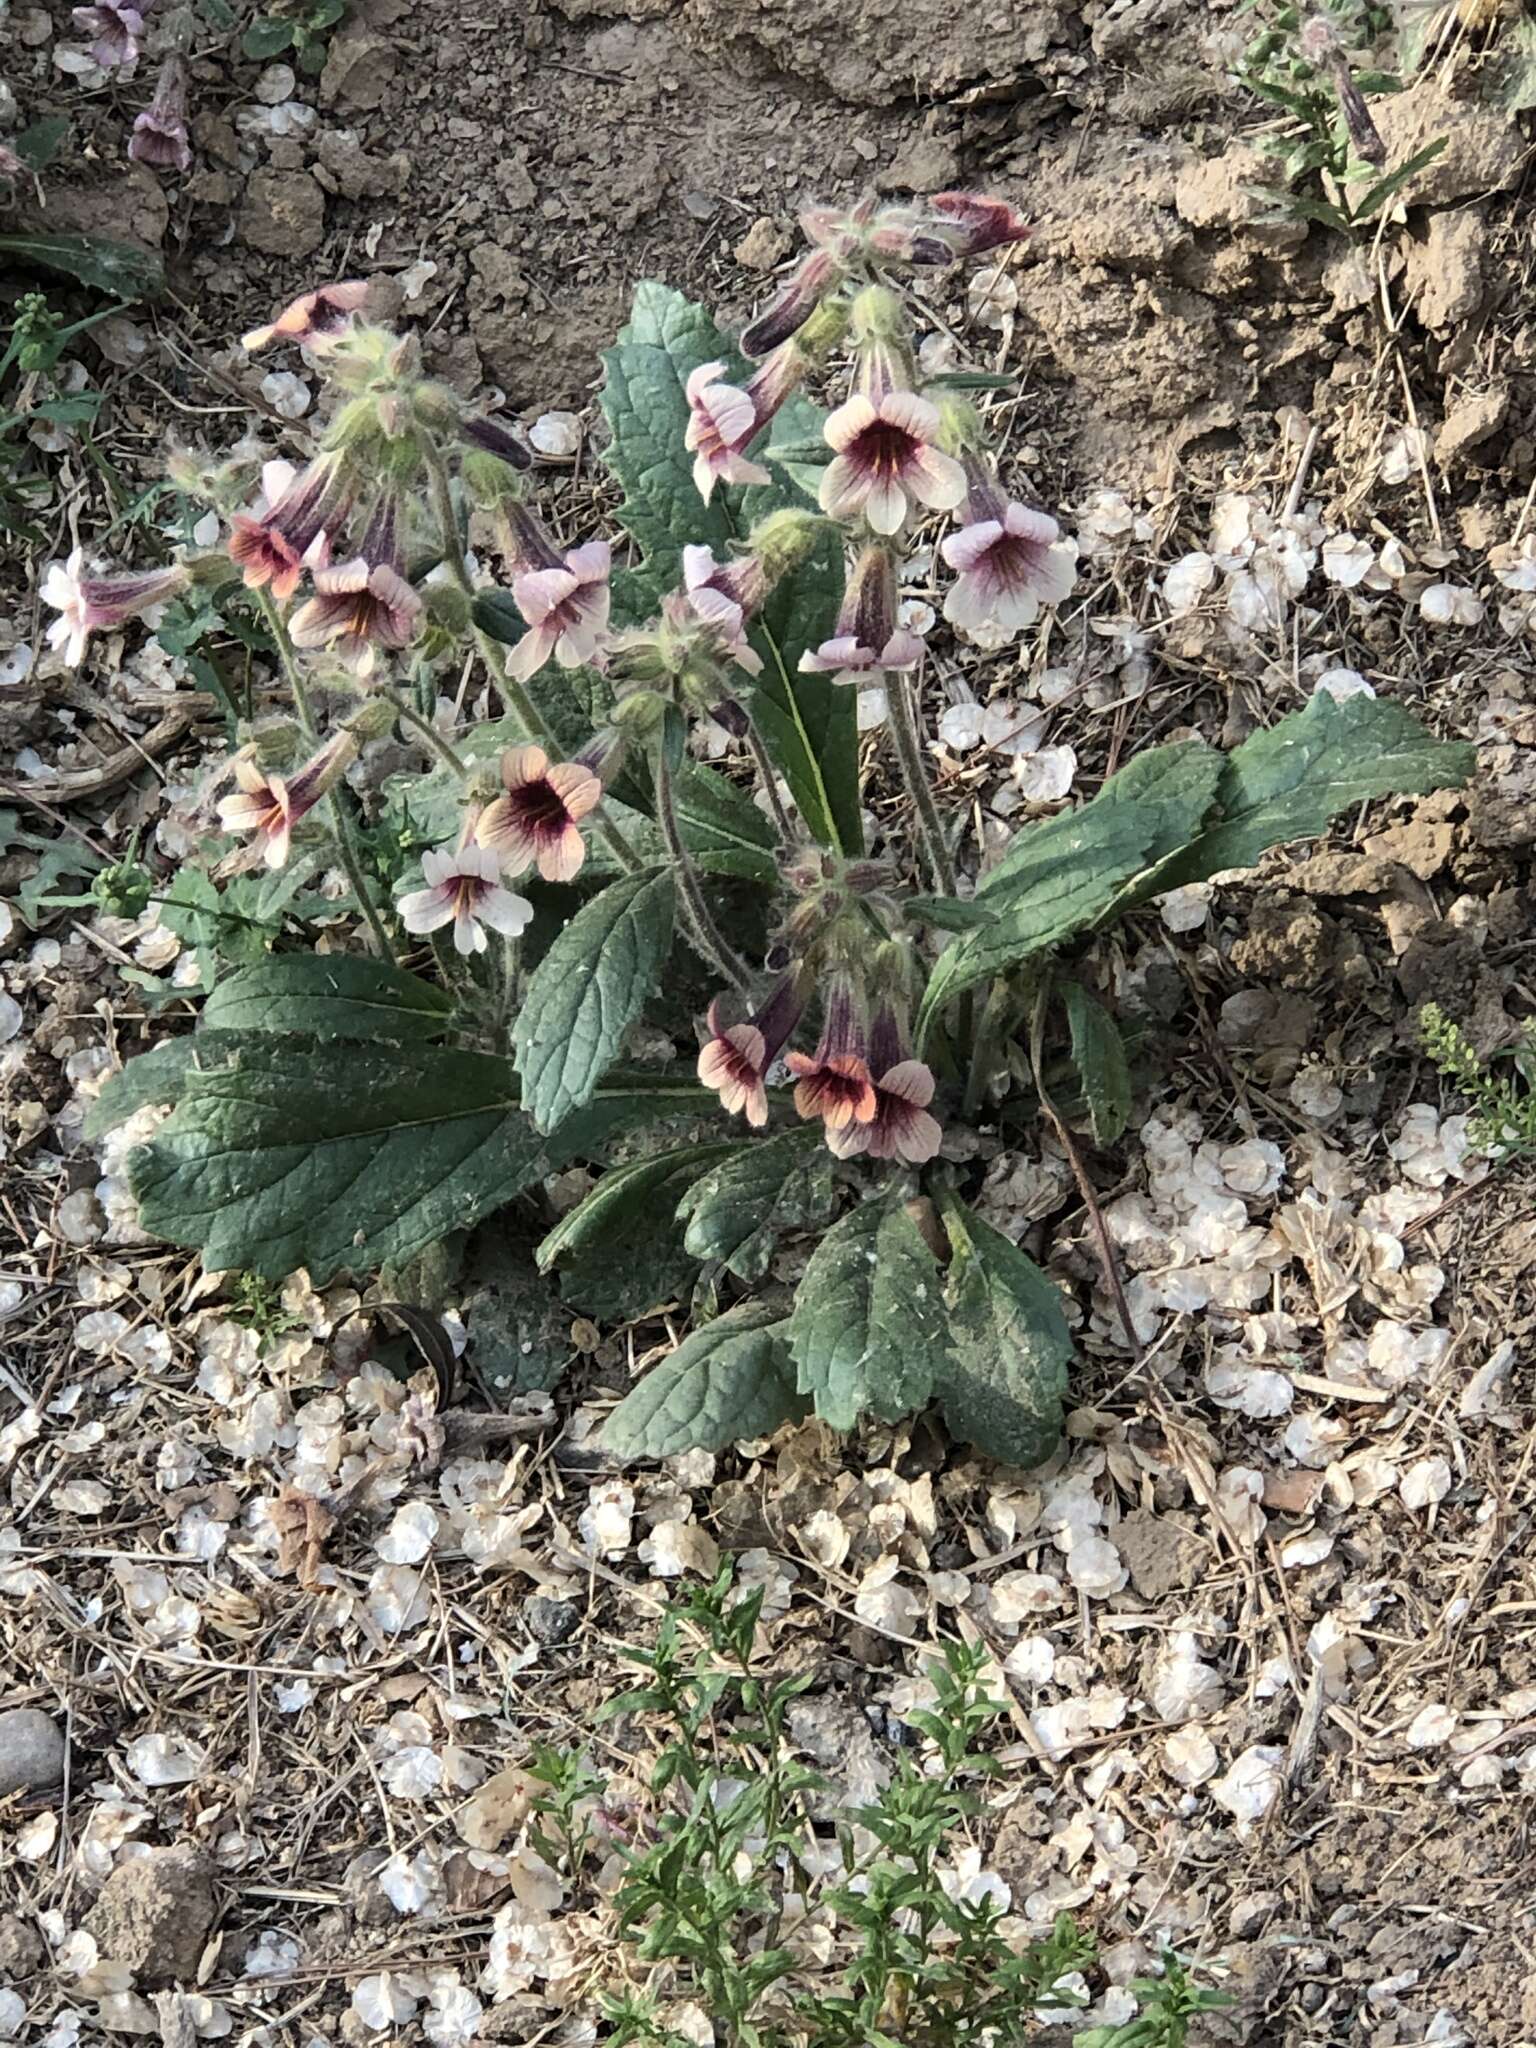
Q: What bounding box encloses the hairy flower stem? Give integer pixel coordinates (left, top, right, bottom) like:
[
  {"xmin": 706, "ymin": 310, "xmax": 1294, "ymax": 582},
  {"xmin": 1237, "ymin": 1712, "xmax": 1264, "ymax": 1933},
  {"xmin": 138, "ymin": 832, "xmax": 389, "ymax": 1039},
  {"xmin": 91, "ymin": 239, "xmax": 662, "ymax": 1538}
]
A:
[
  {"xmin": 422, "ymin": 438, "xmax": 643, "ymax": 877},
  {"xmin": 655, "ymin": 745, "xmax": 754, "ymax": 997},
  {"xmin": 888, "ymin": 660, "xmax": 956, "ymax": 897},
  {"xmin": 256, "ymin": 588, "xmax": 397, "ymax": 962},
  {"xmin": 382, "ymin": 688, "xmax": 469, "ymax": 775},
  {"xmin": 744, "ymin": 715, "xmax": 796, "ymax": 848}
]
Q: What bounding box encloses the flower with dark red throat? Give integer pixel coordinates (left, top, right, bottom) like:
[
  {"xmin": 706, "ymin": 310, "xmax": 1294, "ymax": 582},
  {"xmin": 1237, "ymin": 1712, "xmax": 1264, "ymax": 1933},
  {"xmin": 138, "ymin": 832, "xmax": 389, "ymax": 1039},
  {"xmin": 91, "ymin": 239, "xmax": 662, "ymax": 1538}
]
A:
[
  {"xmin": 684, "ymin": 361, "xmax": 772, "ymax": 504},
  {"xmin": 216, "ymin": 730, "xmax": 357, "ymax": 869},
  {"xmin": 242, "ymin": 281, "xmax": 371, "ymax": 355},
  {"xmin": 941, "ymin": 462, "xmax": 1077, "ymax": 634},
  {"xmin": 397, "ymin": 843, "xmax": 533, "ymax": 956},
  {"xmin": 786, "ymin": 976, "xmax": 877, "ymax": 1134},
  {"xmin": 474, "ymin": 743, "xmax": 602, "ymax": 884},
  {"xmin": 71, "ymin": 0, "xmax": 144, "ymax": 70},
  {"xmin": 508, "ymin": 539, "xmax": 611, "ymax": 681},
  {"xmin": 799, "ymin": 544, "xmax": 924, "ymax": 687},
  {"xmin": 289, "ymin": 493, "xmax": 421, "ymax": 678},
  {"xmin": 128, "ymin": 56, "xmax": 191, "ymax": 173},
  {"xmin": 820, "ymin": 390, "xmax": 965, "ymax": 537},
  {"xmin": 826, "ymin": 1005, "xmax": 941, "ymax": 1164},
  {"xmin": 697, "ymin": 970, "xmax": 806, "ymax": 1128},
  {"xmin": 227, "ymin": 452, "xmax": 350, "ymax": 602},
  {"xmin": 41, "ymin": 550, "xmax": 189, "ymax": 668}
]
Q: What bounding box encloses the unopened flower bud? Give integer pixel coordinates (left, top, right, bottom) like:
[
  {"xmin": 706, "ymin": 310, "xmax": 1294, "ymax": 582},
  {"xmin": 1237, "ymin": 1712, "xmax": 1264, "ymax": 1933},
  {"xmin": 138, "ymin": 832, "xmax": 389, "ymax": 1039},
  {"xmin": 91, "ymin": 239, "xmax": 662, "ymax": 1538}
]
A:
[
  {"xmin": 462, "ymin": 415, "xmax": 532, "ymax": 470},
  {"xmin": 461, "ymin": 450, "xmax": 523, "ymax": 514},
  {"xmin": 575, "ymin": 725, "xmax": 627, "ymax": 788},
  {"xmin": 932, "ymin": 391, "xmax": 984, "ymax": 456},
  {"xmin": 423, "ymin": 580, "xmax": 473, "ymax": 635},
  {"xmin": 246, "ymin": 720, "xmax": 303, "ymax": 769},
  {"xmin": 344, "ymin": 696, "xmax": 399, "ymax": 742},
  {"xmin": 748, "ymin": 507, "xmax": 824, "ymax": 585},
  {"xmin": 92, "ymin": 857, "xmax": 154, "ymax": 919},
  {"xmin": 612, "ymin": 687, "xmax": 666, "ymax": 734},
  {"xmin": 410, "ymin": 381, "xmax": 460, "ymax": 433},
  {"xmin": 797, "ymin": 296, "xmax": 851, "ymax": 357},
  {"xmin": 849, "ymin": 283, "xmax": 906, "ymax": 343}
]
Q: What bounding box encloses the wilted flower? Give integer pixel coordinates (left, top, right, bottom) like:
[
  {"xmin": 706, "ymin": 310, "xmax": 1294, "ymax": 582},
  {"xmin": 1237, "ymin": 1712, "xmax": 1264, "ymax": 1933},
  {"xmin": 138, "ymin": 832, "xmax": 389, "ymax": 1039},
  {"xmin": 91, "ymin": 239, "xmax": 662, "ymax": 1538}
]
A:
[
  {"xmin": 41, "ymin": 550, "xmax": 188, "ymax": 667},
  {"xmin": 127, "ymin": 55, "xmax": 191, "ymax": 174},
  {"xmin": 289, "ymin": 493, "xmax": 421, "ymax": 676},
  {"xmin": 697, "ymin": 970, "xmax": 806, "ymax": 1128},
  {"xmin": 474, "ymin": 743, "xmax": 602, "ymax": 884},
  {"xmin": 820, "ymin": 390, "xmax": 965, "ymax": 536},
  {"xmin": 799, "ymin": 544, "xmax": 923, "ymax": 685},
  {"xmin": 826, "ymin": 1006, "xmax": 941, "ymax": 1163},
  {"xmin": 508, "ymin": 538, "xmax": 611, "ymax": 681},
  {"xmin": 684, "ymin": 361, "xmax": 772, "ymax": 503},
  {"xmin": 681, "ymin": 544, "xmax": 765, "ymax": 676},
  {"xmin": 397, "ymin": 844, "xmax": 533, "ymax": 956},
  {"xmin": 228, "ymin": 453, "xmax": 350, "ymax": 601},
  {"xmin": 71, "ymin": 0, "xmax": 144, "ymax": 70},
  {"xmin": 900, "ymin": 191, "xmax": 1031, "ymax": 265},
  {"xmin": 941, "ymin": 463, "xmax": 1077, "ymax": 632},
  {"xmin": 786, "ymin": 976, "xmax": 877, "ymax": 1133},
  {"xmin": 217, "ymin": 731, "xmax": 357, "ymax": 868},
  {"xmin": 741, "ymin": 248, "xmax": 839, "ymax": 358},
  {"xmin": 242, "ymin": 281, "xmax": 371, "ymax": 355}
]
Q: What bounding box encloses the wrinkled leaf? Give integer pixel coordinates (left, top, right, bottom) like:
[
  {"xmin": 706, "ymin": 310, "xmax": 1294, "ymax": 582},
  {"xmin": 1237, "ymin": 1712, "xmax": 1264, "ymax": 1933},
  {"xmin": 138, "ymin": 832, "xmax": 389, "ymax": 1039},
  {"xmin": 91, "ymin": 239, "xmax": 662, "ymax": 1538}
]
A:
[
  {"xmin": 1154, "ymin": 693, "xmax": 1475, "ymax": 891},
  {"xmin": 0, "ymin": 231, "xmax": 164, "ymax": 302},
  {"xmin": 85, "ymin": 1033, "xmax": 243, "ymax": 1140},
  {"xmin": 129, "ymin": 1038, "xmax": 707, "ymax": 1282},
  {"xmin": 1062, "ymin": 983, "xmax": 1132, "ymax": 1147},
  {"xmin": 202, "ymin": 955, "xmax": 454, "ymax": 1041},
  {"xmin": 513, "ymin": 868, "xmax": 675, "ymax": 1132},
  {"xmin": 536, "ymin": 1141, "xmax": 737, "ymax": 1319},
  {"xmin": 603, "ymin": 1303, "xmax": 806, "ymax": 1458},
  {"xmin": 935, "ymin": 1190, "xmax": 1072, "ymax": 1467},
  {"xmin": 677, "ymin": 1125, "xmax": 834, "ymax": 1282},
  {"xmin": 789, "ymin": 1195, "xmax": 950, "ymax": 1431}
]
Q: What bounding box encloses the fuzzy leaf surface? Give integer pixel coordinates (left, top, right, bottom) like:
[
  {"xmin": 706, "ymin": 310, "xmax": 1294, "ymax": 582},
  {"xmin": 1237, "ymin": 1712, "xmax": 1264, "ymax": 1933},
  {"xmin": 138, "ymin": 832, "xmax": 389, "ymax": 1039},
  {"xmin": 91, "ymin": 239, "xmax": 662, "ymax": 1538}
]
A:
[
  {"xmin": 676, "ymin": 1125, "xmax": 834, "ymax": 1282},
  {"xmin": 514, "ymin": 868, "xmax": 675, "ymax": 1132},
  {"xmin": 1154, "ymin": 694, "xmax": 1476, "ymax": 890},
  {"xmin": 536, "ymin": 1141, "xmax": 737, "ymax": 1319},
  {"xmin": 789, "ymin": 1195, "xmax": 950, "ymax": 1431},
  {"xmin": 1062, "ymin": 983, "xmax": 1132, "ymax": 1147},
  {"xmin": 935, "ymin": 1193, "xmax": 1072, "ymax": 1467},
  {"xmin": 130, "ymin": 1039, "xmax": 704, "ymax": 1282},
  {"xmin": 202, "ymin": 956, "xmax": 454, "ymax": 1041},
  {"xmin": 602, "ymin": 1303, "xmax": 805, "ymax": 1458}
]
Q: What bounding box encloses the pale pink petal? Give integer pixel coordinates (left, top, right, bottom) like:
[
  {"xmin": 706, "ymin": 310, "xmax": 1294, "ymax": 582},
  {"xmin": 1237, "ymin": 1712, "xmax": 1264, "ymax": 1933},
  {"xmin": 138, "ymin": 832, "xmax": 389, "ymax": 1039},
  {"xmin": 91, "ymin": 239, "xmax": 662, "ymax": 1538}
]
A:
[
  {"xmin": 863, "ymin": 477, "xmax": 908, "ymax": 535},
  {"xmin": 506, "ymin": 622, "xmax": 560, "ymax": 682},
  {"xmin": 799, "ymin": 635, "xmax": 869, "ymax": 674},
  {"xmin": 502, "ymin": 743, "xmax": 550, "ymax": 789},
  {"xmin": 693, "ymin": 452, "xmax": 721, "ymax": 503},
  {"xmin": 942, "ymin": 573, "xmax": 993, "ymax": 632},
  {"xmin": 547, "ymin": 763, "xmax": 603, "ymax": 819},
  {"xmin": 826, "ymin": 1120, "xmax": 872, "ymax": 1160},
  {"xmin": 475, "ymin": 799, "xmax": 537, "ymax": 875},
  {"xmin": 823, "ymin": 392, "xmax": 878, "ymax": 454},
  {"xmin": 538, "ymin": 823, "xmax": 587, "ymax": 883},
  {"xmin": 476, "ymin": 887, "xmax": 534, "ymax": 938},
  {"xmin": 398, "ymin": 884, "xmax": 456, "ymax": 934},
  {"xmin": 565, "ymin": 540, "xmax": 611, "ymax": 586},
  {"xmin": 697, "ymin": 382, "xmax": 754, "ymax": 447},
  {"xmin": 217, "ymin": 793, "xmax": 268, "ymax": 831},
  {"xmin": 513, "ymin": 567, "xmax": 577, "ymax": 627},
  {"xmin": 1036, "ymin": 542, "xmax": 1079, "ymax": 605},
  {"xmin": 685, "ymin": 359, "xmax": 729, "ymax": 402},
  {"xmin": 942, "ymin": 518, "xmax": 1005, "ymax": 575},
  {"xmin": 907, "ymin": 446, "xmax": 967, "ymax": 511},
  {"xmin": 877, "ymin": 631, "xmax": 925, "ymax": 670},
  {"xmin": 453, "ymin": 909, "xmax": 488, "ymax": 956},
  {"xmin": 819, "ymin": 454, "xmax": 869, "ymax": 522},
  {"xmin": 878, "ymin": 1060, "xmax": 935, "ymax": 1107},
  {"xmin": 876, "ymin": 390, "xmax": 941, "ymax": 441},
  {"xmin": 682, "ymin": 545, "xmax": 719, "ymax": 589}
]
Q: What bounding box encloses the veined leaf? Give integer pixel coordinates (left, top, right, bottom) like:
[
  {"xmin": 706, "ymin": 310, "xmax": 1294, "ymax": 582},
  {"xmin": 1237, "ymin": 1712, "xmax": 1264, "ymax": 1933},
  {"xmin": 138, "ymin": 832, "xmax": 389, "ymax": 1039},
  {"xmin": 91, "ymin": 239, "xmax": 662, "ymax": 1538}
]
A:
[
  {"xmin": 536, "ymin": 1141, "xmax": 738, "ymax": 1319},
  {"xmin": 1062, "ymin": 983, "xmax": 1132, "ymax": 1147},
  {"xmin": 0, "ymin": 231, "xmax": 164, "ymax": 302},
  {"xmin": 602, "ymin": 1303, "xmax": 806, "ymax": 1459},
  {"xmin": 1153, "ymin": 693, "xmax": 1475, "ymax": 892},
  {"xmin": 85, "ymin": 1032, "xmax": 243, "ymax": 1140},
  {"xmin": 202, "ymin": 955, "xmax": 454, "ymax": 1041},
  {"xmin": 600, "ymin": 282, "xmax": 855, "ymax": 852},
  {"xmin": 934, "ymin": 1191, "xmax": 1072, "ymax": 1467},
  {"xmin": 677, "ymin": 1125, "xmax": 834, "ymax": 1282},
  {"xmin": 513, "ymin": 868, "xmax": 675, "ymax": 1133},
  {"xmin": 129, "ymin": 1039, "xmax": 708, "ymax": 1282},
  {"xmin": 788, "ymin": 1194, "xmax": 950, "ymax": 1432}
]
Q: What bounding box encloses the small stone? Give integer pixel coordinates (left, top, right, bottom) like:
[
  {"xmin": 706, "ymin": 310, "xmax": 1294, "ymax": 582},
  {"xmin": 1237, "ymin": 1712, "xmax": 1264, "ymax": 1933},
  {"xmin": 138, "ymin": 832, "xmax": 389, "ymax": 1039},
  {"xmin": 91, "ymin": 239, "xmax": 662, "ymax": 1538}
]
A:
[
  {"xmin": 1114, "ymin": 1510, "xmax": 1203, "ymax": 1599},
  {"xmin": 0, "ymin": 1913, "xmax": 43, "ymax": 1976},
  {"xmin": 1372, "ymin": 78, "xmax": 1522, "ymax": 206},
  {"xmin": 237, "ymin": 169, "xmax": 326, "ymax": 258},
  {"xmin": 1402, "ymin": 210, "xmax": 1486, "ymax": 331},
  {"xmin": 55, "ymin": 1188, "xmax": 106, "ymax": 1246},
  {"xmin": 875, "ymin": 134, "xmax": 960, "ymax": 194},
  {"xmin": 733, "ymin": 215, "xmax": 788, "ymax": 272},
  {"xmin": 524, "ymin": 1596, "xmax": 579, "ymax": 1646},
  {"xmin": 1435, "ymin": 386, "xmax": 1509, "ymax": 467},
  {"xmin": 84, "ymin": 1848, "xmax": 217, "ymax": 1986},
  {"xmin": 0, "ymin": 1708, "xmax": 65, "ymax": 1796}
]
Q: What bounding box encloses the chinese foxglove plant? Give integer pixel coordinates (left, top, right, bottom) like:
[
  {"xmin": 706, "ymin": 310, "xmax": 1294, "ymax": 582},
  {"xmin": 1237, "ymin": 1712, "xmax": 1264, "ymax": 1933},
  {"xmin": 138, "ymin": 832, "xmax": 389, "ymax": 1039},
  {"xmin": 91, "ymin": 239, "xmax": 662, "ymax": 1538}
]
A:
[{"xmin": 82, "ymin": 190, "xmax": 1473, "ymax": 1466}]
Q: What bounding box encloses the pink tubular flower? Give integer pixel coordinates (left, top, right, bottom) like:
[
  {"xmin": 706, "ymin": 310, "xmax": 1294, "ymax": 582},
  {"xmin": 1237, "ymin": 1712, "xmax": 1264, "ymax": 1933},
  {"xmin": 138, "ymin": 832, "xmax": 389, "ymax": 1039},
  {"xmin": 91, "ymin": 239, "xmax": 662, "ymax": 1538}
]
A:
[
  {"xmin": 740, "ymin": 248, "xmax": 839, "ymax": 358},
  {"xmin": 681, "ymin": 545, "xmax": 764, "ymax": 677},
  {"xmin": 941, "ymin": 462, "xmax": 1077, "ymax": 633},
  {"xmin": 127, "ymin": 55, "xmax": 190, "ymax": 173},
  {"xmin": 697, "ymin": 971, "xmax": 806, "ymax": 1128},
  {"xmin": 41, "ymin": 550, "xmax": 188, "ymax": 668},
  {"xmin": 904, "ymin": 192, "xmax": 1031, "ymax": 265},
  {"xmin": 228, "ymin": 453, "xmax": 349, "ymax": 602},
  {"xmin": 786, "ymin": 977, "xmax": 877, "ymax": 1134},
  {"xmin": 508, "ymin": 539, "xmax": 611, "ymax": 681},
  {"xmin": 216, "ymin": 731, "xmax": 356, "ymax": 869},
  {"xmin": 397, "ymin": 844, "xmax": 533, "ymax": 957},
  {"xmin": 289, "ymin": 493, "xmax": 421, "ymax": 677},
  {"xmin": 241, "ymin": 281, "xmax": 370, "ymax": 355},
  {"xmin": 820, "ymin": 390, "xmax": 965, "ymax": 537},
  {"xmin": 826, "ymin": 1006, "xmax": 941, "ymax": 1164},
  {"xmin": 474, "ymin": 743, "xmax": 602, "ymax": 884},
  {"xmin": 799, "ymin": 544, "xmax": 923, "ymax": 686},
  {"xmin": 72, "ymin": 0, "xmax": 144, "ymax": 68},
  {"xmin": 684, "ymin": 361, "xmax": 772, "ymax": 504}
]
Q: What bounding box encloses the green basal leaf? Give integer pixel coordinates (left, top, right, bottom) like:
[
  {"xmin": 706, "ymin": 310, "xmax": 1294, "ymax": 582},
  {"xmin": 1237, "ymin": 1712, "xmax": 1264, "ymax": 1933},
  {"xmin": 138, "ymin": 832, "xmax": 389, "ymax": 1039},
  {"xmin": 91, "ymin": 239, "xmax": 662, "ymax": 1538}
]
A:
[
  {"xmin": 788, "ymin": 1193, "xmax": 950, "ymax": 1432},
  {"xmin": 0, "ymin": 232, "xmax": 164, "ymax": 303},
  {"xmin": 602, "ymin": 1302, "xmax": 806, "ymax": 1458},
  {"xmin": 1062, "ymin": 983, "xmax": 1132, "ymax": 1147},
  {"xmin": 1153, "ymin": 693, "xmax": 1475, "ymax": 892},
  {"xmin": 917, "ymin": 742, "xmax": 1224, "ymax": 1042},
  {"xmin": 600, "ymin": 282, "xmax": 856, "ymax": 853},
  {"xmin": 536, "ymin": 1141, "xmax": 738, "ymax": 1319},
  {"xmin": 676, "ymin": 1124, "xmax": 834, "ymax": 1282},
  {"xmin": 129, "ymin": 1038, "xmax": 709, "ymax": 1283},
  {"xmin": 513, "ymin": 868, "xmax": 676, "ymax": 1132},
  {"xmin": 241, "ymin": 15, "xmax": 296, "ymax": 54},
  {"xmin": 934, "ymin": 1189, "xmax": 1072, "ymax": 1468},
  {"xmin": 85, "ymin": 1032, "xmax": 245, "ymax": 1141},
  {"xmin": 201, "ymin": 955, "xmax": 454, "ymax": 1042}
]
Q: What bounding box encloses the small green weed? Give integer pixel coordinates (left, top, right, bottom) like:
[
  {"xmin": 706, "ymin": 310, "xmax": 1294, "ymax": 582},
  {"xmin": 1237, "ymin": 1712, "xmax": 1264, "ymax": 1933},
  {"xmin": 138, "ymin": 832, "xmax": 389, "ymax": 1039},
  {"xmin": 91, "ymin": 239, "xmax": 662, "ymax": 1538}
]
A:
[
  {"xmin": 1421, "ymin": 1003, "xmax": 1536, "ymax": 1164},
  {"xmin": 241, "ymin": 0, "xmax": 347, "ymax": 72}
]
